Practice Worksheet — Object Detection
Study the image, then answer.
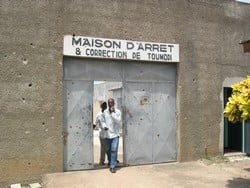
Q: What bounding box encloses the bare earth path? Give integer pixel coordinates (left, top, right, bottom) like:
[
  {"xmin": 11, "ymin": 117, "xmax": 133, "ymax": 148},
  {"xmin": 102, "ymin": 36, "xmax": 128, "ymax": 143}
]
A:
[{"xmin": 43, "ymin": 159, "xmax": 250, "ymax": 188}]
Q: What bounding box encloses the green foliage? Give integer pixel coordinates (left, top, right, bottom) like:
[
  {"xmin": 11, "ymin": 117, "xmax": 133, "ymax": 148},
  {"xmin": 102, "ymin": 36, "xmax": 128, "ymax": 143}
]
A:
[
  {"xmin": 202, "ymin": 155, "xmax": 229, "ymax": 165},
  {"xmin": 224, "ymin": 76, "xmax": 250, "ymax": 123}
]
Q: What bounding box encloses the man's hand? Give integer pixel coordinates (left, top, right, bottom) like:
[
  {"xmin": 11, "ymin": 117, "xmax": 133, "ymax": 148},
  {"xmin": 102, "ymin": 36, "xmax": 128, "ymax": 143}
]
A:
[{"xmin": 109, "ymin": 106, "xmax": 115, "ymax": 113}]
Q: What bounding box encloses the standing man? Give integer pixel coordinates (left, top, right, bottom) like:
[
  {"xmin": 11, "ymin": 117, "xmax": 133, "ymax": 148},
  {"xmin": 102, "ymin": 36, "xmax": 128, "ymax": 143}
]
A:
[
  {"xmin": 94, "ymin": 101, "xmax": 107, "ymax": 166},
  {"xmin": 103, "ymin": 98, "xmax": 121, "ymax": 173}
]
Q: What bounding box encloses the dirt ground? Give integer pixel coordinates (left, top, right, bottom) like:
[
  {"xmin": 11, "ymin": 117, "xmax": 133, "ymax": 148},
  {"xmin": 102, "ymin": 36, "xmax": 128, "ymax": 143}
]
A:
[
  {"xmin": 42, "ymin": 131, "xmax": 250, "ymax": 188},
  {"xmin": 42, "ymin": 159, "xmax": 250, "ymax": 188}
]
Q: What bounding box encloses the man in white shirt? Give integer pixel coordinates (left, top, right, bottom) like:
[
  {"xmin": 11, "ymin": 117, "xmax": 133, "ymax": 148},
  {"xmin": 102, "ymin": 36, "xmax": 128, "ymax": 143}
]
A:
[
  {"xmin": 94, "ymin": 101, "xmax": 107, "ymax": 165},
  {"xmin": 102, "ymin": 98, "xmax": 121, "ymax": 173}
]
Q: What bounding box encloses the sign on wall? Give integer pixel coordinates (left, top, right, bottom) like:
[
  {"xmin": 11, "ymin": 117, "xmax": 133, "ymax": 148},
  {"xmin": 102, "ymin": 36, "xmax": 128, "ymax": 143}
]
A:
[{"xmin": 63, "ymin": 35, "xmax": 179, "ymax": 63}]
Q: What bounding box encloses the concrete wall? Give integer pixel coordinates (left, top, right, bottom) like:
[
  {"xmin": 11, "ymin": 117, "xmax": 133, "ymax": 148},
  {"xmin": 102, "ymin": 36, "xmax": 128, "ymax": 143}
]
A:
[
  {"xmin": 176, "ymin": 1, "xmax": 250, "ymax": 161},
  {"xmin": 0, "ymin": 0, "xmax": 249, "ymax": 186}
]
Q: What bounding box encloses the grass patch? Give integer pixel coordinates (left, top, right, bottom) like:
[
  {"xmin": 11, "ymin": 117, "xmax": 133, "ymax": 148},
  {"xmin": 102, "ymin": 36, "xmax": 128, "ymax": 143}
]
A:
[{"xmin": 202, "ymin": 155, "xmax": 229, "ymax": 165}]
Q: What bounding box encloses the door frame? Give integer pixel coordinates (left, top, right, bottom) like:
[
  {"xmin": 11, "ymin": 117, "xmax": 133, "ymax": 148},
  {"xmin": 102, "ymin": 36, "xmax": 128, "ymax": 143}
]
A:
[{"xmin": 223, "ymin": 87, "xmax": 245, "ymax": 153}]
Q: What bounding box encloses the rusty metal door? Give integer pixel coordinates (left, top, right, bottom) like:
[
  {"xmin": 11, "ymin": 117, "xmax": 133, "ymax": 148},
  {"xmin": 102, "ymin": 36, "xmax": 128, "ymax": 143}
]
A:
[
  {"xmin": 123, "ymin": 81, "xmax": 176, "ymax": 165},
  {"xmin": 63, "ymin": 80, "xmax": 93, "ymax": 171}
]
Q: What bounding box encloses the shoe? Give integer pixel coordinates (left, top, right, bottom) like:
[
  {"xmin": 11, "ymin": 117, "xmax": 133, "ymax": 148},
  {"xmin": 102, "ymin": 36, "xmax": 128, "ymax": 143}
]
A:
[{"xmin": 110, "ymin": 168, "xmax": 116, "ymax": 173}]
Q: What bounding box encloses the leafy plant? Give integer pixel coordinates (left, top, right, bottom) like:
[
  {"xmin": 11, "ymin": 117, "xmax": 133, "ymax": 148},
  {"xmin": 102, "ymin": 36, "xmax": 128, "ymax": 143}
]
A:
[{"xmin": 224, "ymin": 75, "xmax": 250, "ymax": 123}]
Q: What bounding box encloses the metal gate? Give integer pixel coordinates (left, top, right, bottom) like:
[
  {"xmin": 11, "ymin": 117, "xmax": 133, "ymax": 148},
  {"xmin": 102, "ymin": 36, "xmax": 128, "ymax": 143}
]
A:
[
  {"xmin": 63, "ymin": 80, "xmax": 93, "ymax": 171},
  {"xmin": 152, "ymin": 82, "xmax": 176, "ymax": 163},
  {"xmin": 123, "ymin": 82, "xmax": 153, "ymax": 165},
  {"xmin": 123, "ymin": 81, "xmax": 176, "ymax": 165},
  {"xmin": 63, "ymin": 57, "xmax": 176, "ymax": 170}
]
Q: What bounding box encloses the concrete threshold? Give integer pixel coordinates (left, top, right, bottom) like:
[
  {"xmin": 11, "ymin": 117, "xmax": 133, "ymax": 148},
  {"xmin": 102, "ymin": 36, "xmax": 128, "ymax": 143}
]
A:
[{"xmin": 224, "ymin": 152, "xmax": 250, "ymax": 162}]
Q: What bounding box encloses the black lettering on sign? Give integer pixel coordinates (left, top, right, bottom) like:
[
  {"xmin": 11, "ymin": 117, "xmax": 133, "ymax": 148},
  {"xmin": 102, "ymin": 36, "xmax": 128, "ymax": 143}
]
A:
[
  {"xmin": 168, "ymin": 45, "xmax": 174, "ymax": 52},
  {"xmin": 137, "ymin": 43, "xmax": 161, "ymax": 52},
  {"xmin": 86, "ymin": 48, "xmax": 90, "ymax": 55},
  {"xmin": 147, "ymin": 53, "xmax": 172, "ymax": 61},
  {"xmin": 137, "ymin": 43, "xmax": 144, "ymax": 51},
  {"xmin": 132, "ymin": 52, "xmax": 140, "ymax": 60},
  {"xmin": 75, "ymin": 48, "xmax": 81, "ymax": 55},
  {"xmin": 127, "ymin": 42, "xmax": 134, "ymax": 50},
  {"xmin": 104, "ymin": 40, "xmax": 112, "ymax": 48},
  {"xmin": 82, "ymin": 38, "xmax": 91, "ymax": 47},
  {"xmin": 72, "ymin": 37, "xmax": 81, "ymax": 46},
  {"xmin": 160, "ymin": 45, "xmax": 167, "ymax": 52},
  {"xmin": 93, "ymin": 39, "xmax": 122, "ymax": 49},
  {"xmin": 112, "ymin": 40, "xmax": 121, "ymax": 49},
  {"xmin": 145, "ymin": 43, "xmax": 152, "ymax": 51},
  {"xmin": 152, "ymin": 44, "xmax": 159, "ymax": 52},
  {"xmin": 76, "ymin": 38, "xmax": 122, "ymax": 49},
  {"xmin": 95, "ymin": 39, "xmax": 103, "ymax": 48}
]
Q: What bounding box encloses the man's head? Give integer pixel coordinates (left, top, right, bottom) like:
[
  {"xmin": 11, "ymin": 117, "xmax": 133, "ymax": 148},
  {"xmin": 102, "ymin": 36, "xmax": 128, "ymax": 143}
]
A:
[
  {"xmin": 101, "ymin": 101, "xmax": 107, "ymax": 112},
  {"xmin": 108, "ymin": 98, "xmax": 115, "ymax": 108}
]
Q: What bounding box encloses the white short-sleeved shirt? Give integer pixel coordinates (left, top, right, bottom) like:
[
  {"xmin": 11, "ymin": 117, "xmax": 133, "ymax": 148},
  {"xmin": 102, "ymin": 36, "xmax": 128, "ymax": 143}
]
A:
[
  {"xmin": 102, "ymin": 108, "xmax": 122, "ymax": 139},
  {"xmin": 95, "ymin": 111, "xmax": 106, "ymax": 139}
]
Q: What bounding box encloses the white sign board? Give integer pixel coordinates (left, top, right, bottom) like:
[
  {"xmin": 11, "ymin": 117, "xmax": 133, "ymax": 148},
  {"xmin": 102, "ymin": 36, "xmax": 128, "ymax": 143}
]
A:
[{"xmin": 63, "ymin": 35, "xmax": 179, "ymax": 63}]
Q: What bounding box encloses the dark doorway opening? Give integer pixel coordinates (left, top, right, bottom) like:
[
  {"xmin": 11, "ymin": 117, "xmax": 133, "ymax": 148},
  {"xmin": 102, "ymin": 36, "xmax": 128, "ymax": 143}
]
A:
[
  {"xmin": 93, "ymin": 81, "xmax": 123, "ymax": 168},
  {"xmin": 224, "ymin": 87, "xmax": 242, "ymax": 153}
]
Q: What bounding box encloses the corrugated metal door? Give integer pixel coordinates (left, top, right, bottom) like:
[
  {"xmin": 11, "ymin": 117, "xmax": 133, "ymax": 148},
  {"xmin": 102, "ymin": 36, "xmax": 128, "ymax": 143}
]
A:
[
  {"xmin": 124, "ymin": 81, "xmax": 176, "ymax": 165},
  {"xmin": 63, "ymin": 80, "xmax": 93, "ymax": 171}
]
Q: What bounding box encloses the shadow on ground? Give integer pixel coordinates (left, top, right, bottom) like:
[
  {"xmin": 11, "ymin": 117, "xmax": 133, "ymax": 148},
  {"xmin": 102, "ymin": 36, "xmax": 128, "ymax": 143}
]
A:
[
  {"xmin": 227, "ymin": 177, "xmax": 250, "ymax": 188},
  {"xmin": 244, "ymin": 168, "xmax": 250, "ymax": 172}
]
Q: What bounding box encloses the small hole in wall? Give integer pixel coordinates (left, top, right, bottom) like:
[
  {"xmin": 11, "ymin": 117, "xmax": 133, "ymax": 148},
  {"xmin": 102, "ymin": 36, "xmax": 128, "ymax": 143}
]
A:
[
  {"xmin": 42, "ymin": 122, "xmax": 45, "ymax": 125},
  {"xmin": 30, "ymin": 43, "xmax": 33, "ymax": 46},
  {"xmin": 23, "ymin": 58, "xmax": 28, "ymax": 65},
  {"xmin": 28, "ymin": 83, "xmax": 32, "ymax": 87}
]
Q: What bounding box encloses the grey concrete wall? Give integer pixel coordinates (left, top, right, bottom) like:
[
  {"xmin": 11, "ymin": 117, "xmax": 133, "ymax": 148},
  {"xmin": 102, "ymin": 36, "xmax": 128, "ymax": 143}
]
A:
[
  {"xmin": 176, "ymin": 0, "xmax": 250, "ymax": 161},
  {"xmin": 0, "ymin": 0, "xmax": 249, "ymax": 186},
  {"xmin": 0, "ymin": 1, "xmax": 64, "ymax": 186}
]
